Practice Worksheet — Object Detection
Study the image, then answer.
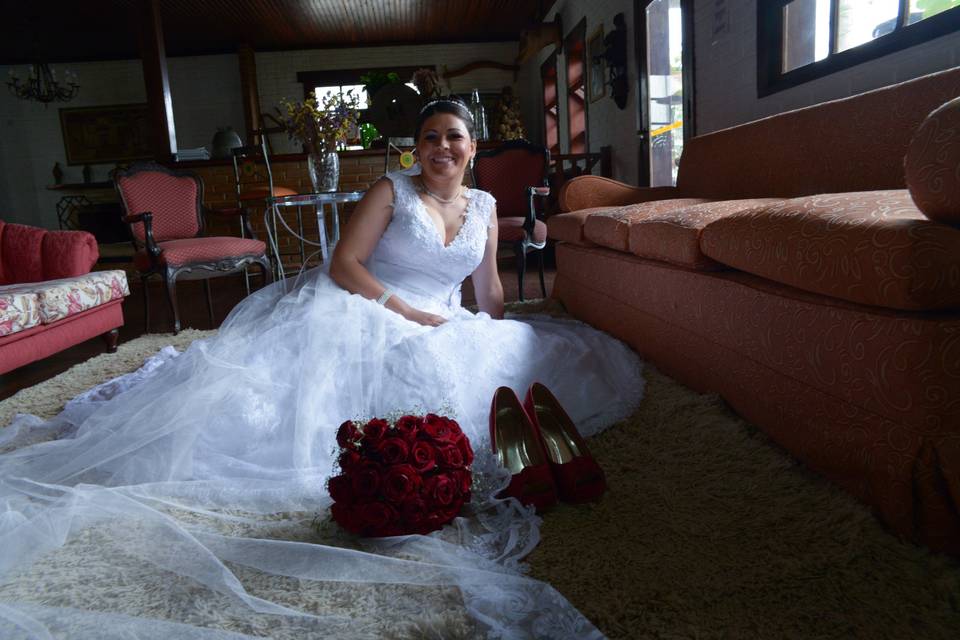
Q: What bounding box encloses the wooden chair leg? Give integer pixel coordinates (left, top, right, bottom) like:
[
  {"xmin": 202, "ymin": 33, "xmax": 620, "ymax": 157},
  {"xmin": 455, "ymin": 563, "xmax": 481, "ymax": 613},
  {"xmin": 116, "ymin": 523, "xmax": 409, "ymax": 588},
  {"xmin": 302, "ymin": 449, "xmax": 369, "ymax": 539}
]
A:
[
  {"xmin": 140, "ymin": 275, "xmax": 151, "ymax": 333},
  {"xmin": 203, "ymin": 279, "xmax": 215, "ymax": 327},
  {"xmin": 515, "ymin": 242, "xmax": 527, "ymax": 302},
  {"xmin": 164, "ymin": 270, "xmax": 182, "ymax": 335},
  {"xmin": 536, "ymin": 248, "xmax": 546, "ymax": 298},
  {"xmin": 102, "ymin": 328, "xmax": 120, "ymax": 353}
]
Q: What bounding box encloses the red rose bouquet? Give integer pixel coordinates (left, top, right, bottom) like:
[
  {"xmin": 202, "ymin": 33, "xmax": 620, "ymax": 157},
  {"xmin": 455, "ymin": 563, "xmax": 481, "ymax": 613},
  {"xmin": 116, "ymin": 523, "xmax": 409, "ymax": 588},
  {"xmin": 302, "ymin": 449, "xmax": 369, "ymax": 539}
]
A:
[{"xmin": 328, "ymin": 414, "xmax": 474, "ymax": 537}]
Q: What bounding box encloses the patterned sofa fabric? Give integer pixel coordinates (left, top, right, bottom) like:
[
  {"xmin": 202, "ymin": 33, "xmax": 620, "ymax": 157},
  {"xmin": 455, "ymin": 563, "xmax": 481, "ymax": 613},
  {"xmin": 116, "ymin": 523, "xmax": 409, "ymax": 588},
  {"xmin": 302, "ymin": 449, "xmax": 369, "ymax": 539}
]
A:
[
  {"xmin": 700, "ymin": 190, "xmax": 960, "ymax": 311},
  {"xmin": 0, "ymin": 289, "xmax": 40, "ymax": 337},
  {"xmin": 546, "ymin": 208, "xmax": 609, "ymax": 245},
  {"xmin": 677, "ymin": 66, "xmax": 960, "ymax": 200},
  {"xmin": 0, "ymin": 271, "xmax": 130, "ymax": 327},
  {"xmin": 553, "ymin": 243, "xmax": 960, "ymax": 552},
  {"xmin": 583, "ymin": 198, "xmax": 711, "ymax": 252},
  {"xmin": 627, "ymin": 198, "xmax": 782, "ymax": 270}
]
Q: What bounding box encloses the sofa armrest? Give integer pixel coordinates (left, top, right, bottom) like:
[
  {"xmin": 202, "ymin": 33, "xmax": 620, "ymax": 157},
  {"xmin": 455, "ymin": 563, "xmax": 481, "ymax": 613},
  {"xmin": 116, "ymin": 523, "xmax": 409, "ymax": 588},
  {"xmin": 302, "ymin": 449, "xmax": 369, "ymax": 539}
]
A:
[
  {"xmin": 42, "ymin": 230, "xmax": 98, "ymax": 279},
  {"xmin": 558, "ymin": 175, "xmax": 681, "ymax": 212}
]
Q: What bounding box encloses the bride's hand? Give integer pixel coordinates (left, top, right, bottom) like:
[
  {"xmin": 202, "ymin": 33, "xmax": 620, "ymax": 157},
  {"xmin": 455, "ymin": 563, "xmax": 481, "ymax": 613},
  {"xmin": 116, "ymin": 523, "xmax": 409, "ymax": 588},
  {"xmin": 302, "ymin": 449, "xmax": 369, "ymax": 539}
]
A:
[{"xmin": 403, "ymin": 308, "xmax": 447, "ymax": 327}]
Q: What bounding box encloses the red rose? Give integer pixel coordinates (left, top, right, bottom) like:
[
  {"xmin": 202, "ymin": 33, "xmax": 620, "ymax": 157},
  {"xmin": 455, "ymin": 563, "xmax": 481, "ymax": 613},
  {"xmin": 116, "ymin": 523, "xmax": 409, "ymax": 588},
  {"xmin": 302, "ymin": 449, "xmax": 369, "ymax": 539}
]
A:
[
  {"xmin": 336, "ymin": 420, "xmax": 360, "ymax": 450},
  {"xmin": 456, "ymin": 434, "xmax": 474, "ymax": 466},
  {"xmin": 358, "ymin": 501, "xmax": 396, "ymax": 533},
  {"xmin": 437, "ymin": 445, "xmax": 464, "ymax": 470},
  {"xmin": 350, "ymin": 462, "xmax": 383, "ymax": 499},
  {"xmin": 424, "ymin": 474, "xmax": 456, "ymax": 507},
  {"xmin": 376, "ymin": 437, "xmax": 410, "ymax": 465},
  {"xmin": 400, "ymin": 496, "xmax": 429, "ymax": 526},
  {"xmin": 445, "ymin": 418, "xmax": 463, "ymax": 439},
  {"xmin": 328, "ymin": 474, "xmax": 354, "ymax": 504},
  {"xmin": 422, "ymin": 414, "xmax": 456, "ymax": 443},
  {"xmin": 455, "ymin": 469, "xmax": 472, "ymax": 495},
  {"xmin": 410, "ymin": 440, "xmax": 437, "ymax": 473},
  {"xmin": 362, "ymin": 418, "xmax": 389, "ymax": 444},
  {"xmin": 331, "ymin": 502, "xmax": 363, "ymax": 534},
  {"xmin": 383, "ymin": 464, "xmax": 422, "ymax": 503},
  {"xmin": 338, "ymin": 449, "xmax": 362, "ymax": 472},
  {"xmin": 395, "ymin": 415, "xmax": 422, "ymax": 442}
]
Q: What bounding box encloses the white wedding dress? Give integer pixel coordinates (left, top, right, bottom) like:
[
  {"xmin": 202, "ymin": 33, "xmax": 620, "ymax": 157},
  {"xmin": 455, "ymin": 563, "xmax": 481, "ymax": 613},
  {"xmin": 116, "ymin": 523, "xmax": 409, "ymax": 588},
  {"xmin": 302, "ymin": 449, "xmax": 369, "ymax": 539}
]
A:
[{"xmin": 0, "ymin": 167, "xmax": 644, "ymax": 639}]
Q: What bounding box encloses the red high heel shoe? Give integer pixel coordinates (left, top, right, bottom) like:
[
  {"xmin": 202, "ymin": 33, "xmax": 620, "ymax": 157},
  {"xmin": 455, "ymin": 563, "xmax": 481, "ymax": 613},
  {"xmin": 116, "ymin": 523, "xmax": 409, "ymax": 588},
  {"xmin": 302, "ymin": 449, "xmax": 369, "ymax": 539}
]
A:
[
  {"xmin": 489, "ymin": 386, "xmax": 558, "ymax": 511},
  {"xmin": 523, "ymin": 383, "xmax": 607, "ymax": 503}
]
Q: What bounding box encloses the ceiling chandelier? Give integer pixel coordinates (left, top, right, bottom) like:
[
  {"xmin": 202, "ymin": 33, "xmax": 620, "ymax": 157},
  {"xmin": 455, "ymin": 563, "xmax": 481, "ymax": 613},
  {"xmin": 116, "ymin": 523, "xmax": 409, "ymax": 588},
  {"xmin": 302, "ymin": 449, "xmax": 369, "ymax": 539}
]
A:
[{"xmin": 7, "ymin": 63, "xmax": 79, "ymax": 105}]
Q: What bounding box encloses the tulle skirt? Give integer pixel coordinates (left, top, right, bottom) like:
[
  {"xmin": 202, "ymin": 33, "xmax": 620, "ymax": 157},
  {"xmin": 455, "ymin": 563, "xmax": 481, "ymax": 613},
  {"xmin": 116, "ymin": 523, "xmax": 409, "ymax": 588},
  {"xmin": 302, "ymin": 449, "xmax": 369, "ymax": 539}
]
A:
[{"xmin": 0, "ymin": 269, "xmax": 644, "ymax": 639}]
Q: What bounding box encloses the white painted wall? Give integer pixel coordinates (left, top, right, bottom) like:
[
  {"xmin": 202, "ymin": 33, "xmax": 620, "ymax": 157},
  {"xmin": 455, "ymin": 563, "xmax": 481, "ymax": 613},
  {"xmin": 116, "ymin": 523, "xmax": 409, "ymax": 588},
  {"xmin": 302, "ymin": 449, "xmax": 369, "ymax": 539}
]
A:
[
  {"xmin": 519, "ymin": 0, "xmax": 638, "ymax": 184},
  {"xmin": 697, "ymin": 0, "xmax": 960, "ymax": 134},
  {"xmin": 0, "ymin": 55, "xmax": 244, "ymax": 228},
  {"xmin": 256, "ymin": 42, "xmax": 517, "ymax": 154},
  {"xmin": 516, "ymin": 0, "xmax": 960, "ymax": 186},
  {"xmin": 0, "ymin": 42, "xmax": 515, "ymax": 228}
]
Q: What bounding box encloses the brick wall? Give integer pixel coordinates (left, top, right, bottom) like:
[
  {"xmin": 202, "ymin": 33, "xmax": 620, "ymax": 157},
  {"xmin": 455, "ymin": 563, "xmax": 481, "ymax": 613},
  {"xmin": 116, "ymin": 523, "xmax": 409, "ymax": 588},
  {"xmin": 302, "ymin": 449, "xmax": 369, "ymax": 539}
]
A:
[{"xmin": 189, "ymin": 152, "xmax": 406, "ymax": 270}]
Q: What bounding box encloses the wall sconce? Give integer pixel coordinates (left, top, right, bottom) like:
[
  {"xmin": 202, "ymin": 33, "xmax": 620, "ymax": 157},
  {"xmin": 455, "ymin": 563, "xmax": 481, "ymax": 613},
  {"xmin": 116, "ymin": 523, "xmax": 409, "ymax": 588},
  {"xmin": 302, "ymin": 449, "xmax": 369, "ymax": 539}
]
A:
[{"xmin": 603, "ymin": 13, "xmax": 628, "ymax": 109}]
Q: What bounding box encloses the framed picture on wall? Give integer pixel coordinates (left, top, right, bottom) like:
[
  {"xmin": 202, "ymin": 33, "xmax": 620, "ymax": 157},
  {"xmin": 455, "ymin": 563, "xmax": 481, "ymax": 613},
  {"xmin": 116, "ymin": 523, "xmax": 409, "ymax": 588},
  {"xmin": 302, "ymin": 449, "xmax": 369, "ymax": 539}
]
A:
[
  {"xmin": 59, "ymin": 103, "xmax": 152, "ymax": 165},
  {"xmin": 588, "ymin": 26, "xmax": 606, "ymax": 103}
]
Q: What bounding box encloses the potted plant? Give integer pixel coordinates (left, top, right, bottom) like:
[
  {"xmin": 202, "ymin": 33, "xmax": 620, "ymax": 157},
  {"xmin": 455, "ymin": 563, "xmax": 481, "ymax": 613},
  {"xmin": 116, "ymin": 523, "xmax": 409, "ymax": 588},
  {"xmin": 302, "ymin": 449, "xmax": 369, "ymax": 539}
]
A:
[{"xmin": 278, "ymin": 91, "xmax": 361, "ymax": 192}]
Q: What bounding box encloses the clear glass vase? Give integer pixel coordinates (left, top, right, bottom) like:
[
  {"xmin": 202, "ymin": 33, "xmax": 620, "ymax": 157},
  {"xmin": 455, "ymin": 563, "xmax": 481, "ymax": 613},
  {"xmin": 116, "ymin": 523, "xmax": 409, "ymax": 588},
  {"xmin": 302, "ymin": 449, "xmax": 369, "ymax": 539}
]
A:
[{"xmin": 308, "ymin": 150, "xmax": 340, "ymax": 192}]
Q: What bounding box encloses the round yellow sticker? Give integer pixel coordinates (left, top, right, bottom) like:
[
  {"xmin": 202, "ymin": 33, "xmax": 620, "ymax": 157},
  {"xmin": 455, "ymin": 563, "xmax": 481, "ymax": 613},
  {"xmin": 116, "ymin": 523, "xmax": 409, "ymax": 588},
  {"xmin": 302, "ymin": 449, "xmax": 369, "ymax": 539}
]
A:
[{"xmin": 399, "ymin": 151, "xmax": 415, "ymax": 169}]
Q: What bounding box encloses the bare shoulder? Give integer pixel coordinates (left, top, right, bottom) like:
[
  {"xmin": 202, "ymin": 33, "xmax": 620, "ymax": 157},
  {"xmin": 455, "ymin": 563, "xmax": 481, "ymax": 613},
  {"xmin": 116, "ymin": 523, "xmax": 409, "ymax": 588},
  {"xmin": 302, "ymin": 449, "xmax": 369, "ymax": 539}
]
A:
[{"xmin": 362, "ymin": 176, "xmax": 396, "ymax": 207}]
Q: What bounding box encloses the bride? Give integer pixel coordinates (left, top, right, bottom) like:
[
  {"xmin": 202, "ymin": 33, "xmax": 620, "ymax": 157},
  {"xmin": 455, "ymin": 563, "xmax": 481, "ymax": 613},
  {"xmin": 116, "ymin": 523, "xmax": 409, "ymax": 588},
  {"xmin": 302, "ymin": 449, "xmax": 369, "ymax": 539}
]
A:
[{"xmin": 0, "ymin": 98, "xmax": 643, "ymax": 639}]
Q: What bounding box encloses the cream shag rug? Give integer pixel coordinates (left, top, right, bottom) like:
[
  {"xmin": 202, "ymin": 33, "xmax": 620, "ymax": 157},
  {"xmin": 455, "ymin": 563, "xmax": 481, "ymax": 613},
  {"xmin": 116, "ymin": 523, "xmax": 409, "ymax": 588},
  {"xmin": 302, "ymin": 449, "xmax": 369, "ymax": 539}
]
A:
[{"xmin": 2, "ymin": 323, "xmax": 959, "ymax": 639}]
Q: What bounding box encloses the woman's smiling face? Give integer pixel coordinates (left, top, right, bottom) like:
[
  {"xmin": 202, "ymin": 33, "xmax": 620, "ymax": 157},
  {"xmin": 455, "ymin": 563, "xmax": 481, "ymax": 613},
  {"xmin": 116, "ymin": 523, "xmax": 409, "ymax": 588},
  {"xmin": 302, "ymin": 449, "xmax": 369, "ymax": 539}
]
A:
[{"xmin": 416, "ymin": 113, "xmax": 476, "ymax": 180}]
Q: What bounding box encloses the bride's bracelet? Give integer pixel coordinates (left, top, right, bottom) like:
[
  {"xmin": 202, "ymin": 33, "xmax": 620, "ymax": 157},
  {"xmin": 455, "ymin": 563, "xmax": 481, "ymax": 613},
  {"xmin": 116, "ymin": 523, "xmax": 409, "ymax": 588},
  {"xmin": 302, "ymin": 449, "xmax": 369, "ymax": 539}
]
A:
[{"xmin": 376, "ymin": 289, "xmax": 393, "ymax": 306}]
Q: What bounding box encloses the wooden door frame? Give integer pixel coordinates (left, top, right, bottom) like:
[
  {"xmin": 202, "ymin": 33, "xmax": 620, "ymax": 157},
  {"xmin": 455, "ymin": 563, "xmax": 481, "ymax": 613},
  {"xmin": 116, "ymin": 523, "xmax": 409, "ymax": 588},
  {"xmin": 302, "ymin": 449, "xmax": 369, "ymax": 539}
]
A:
[{"xmin": 633, "ymin": 0, "xmax": 696, "ymax": 187}]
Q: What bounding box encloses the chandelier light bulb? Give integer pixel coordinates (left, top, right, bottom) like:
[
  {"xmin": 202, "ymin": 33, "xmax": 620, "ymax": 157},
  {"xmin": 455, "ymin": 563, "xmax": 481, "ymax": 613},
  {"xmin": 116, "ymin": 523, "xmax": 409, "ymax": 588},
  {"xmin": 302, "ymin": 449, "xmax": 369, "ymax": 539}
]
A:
[{"xmin": 7, "ymin": 62, "xmax": 80, "ymax": 105}]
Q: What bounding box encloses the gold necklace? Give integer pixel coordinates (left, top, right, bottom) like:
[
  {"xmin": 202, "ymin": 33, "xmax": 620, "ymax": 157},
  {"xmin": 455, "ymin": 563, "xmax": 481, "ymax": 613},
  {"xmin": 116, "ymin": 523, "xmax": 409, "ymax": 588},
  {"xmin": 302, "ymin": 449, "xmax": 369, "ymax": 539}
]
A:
[{"xmin": 419, "ymin": 178, "xmax": 463, "ymax": 204}]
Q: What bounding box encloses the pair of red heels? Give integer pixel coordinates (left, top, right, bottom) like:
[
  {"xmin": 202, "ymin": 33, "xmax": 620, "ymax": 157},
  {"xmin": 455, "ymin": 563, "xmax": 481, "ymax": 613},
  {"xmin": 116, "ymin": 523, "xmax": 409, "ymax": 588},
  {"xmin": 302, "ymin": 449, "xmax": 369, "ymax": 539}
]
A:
[{"xmin": 489, "ymin": 383, "xmax": 606, "ymax": 510}]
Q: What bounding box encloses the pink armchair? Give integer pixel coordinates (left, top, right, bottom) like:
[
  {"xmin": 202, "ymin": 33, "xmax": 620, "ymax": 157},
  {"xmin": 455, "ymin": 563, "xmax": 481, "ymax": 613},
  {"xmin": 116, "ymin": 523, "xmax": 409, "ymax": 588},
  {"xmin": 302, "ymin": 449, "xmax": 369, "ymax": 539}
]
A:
[
  {"xmin": 115, "ymin": 162, "xmax": 272, "ymax": 334},
  {"xmin": 472, "ymin": 139, "xmax": 551, "ymax": 301}
]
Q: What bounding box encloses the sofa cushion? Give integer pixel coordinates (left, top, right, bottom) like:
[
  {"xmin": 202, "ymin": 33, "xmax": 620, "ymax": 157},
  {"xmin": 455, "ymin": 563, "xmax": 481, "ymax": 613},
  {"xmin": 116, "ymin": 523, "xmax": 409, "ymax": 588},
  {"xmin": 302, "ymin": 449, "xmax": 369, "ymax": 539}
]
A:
[
  {"xmin": 546, "ymin": 207, "xmax": 609, "ymax": 245},
  {"xmin": 0, "ymin": 289, "xmax": 41, "ymax": 337},
  {"xmin": 133, "ymin": 237, "xmax": 267, "ymax": 270},
  {"xmin": 700, "ymin": 190, "xmax": 960, "ymax": 310},
  {"xmin": 0, "ymin": 270, "xmax": 130, "ymax": 326},
  {"xmin": 677, "ymin": 66, "xmax": 960, "ymax": 200},
  {"xmin": 628, "ymin": 198, "xmax": 782, "ymax": 270},
  {"xmin": 498, "ymin": 217, "xmax": 547, "ymax": 244},
  {"xmin": 0, "ymin": 223, "xmax": 46, "ymax": 284},
  {"xmin": 905, "ymin": 96, "xmax": 960, "ymax": 226},
  {"xmin": 42, "ymin": 230, "xmax": 99, "ymax": 279},
  {"xmin": 583, "ymin": 199, "xmax": 711, "ymax": 252}
]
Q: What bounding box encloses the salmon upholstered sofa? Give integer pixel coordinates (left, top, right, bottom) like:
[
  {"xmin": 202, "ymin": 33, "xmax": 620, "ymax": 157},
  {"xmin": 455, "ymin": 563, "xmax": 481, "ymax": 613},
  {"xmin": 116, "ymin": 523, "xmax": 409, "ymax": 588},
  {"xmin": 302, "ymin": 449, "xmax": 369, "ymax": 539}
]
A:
[
  {"xmin": 547, "ymin": 67, "xmax": 960, "ymax": 555},
  {"xmin": 0, "ymin": 221, "xmax": 130, "ymax": 375}
]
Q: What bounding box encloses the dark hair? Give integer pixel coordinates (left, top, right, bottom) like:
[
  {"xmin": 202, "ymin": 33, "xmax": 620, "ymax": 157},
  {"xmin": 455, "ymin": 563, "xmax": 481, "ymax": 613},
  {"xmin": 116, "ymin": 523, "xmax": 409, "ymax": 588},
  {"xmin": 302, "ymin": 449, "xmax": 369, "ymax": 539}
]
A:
[{"xmin": 414, "ymin": 98, "xmax": 475, "ymax": 141}]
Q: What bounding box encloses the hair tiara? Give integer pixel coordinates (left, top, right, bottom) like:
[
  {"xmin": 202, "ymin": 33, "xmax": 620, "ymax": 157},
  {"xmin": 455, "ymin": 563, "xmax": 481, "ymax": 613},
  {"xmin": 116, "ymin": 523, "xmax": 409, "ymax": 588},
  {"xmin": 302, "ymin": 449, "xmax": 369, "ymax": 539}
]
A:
[{"xmin": 418, "ymin": 97, "xmax": 472, "ymax": 117}]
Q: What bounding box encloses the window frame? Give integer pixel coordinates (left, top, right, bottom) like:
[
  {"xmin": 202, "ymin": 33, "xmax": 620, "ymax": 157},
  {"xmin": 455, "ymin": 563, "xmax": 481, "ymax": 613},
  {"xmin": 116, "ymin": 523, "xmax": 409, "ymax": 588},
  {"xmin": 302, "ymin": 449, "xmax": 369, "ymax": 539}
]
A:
[
  {"xmin": 541, "ymin": 52, "xmax": 560, "ymax": 159},
  {"xmin": 758, "ymin": 0, "xmax": 960, "ymax": 98},
  {"xmin": 564, "ymin": 18, "xmax": 589, "ymax": 155}
]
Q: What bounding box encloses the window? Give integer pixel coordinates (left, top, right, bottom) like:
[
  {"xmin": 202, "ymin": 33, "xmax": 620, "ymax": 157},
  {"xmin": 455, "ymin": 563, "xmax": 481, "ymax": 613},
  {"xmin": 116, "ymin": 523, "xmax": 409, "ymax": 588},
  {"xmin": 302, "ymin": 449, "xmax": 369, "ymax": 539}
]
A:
[
  {"xmin": 565, "ymin": 20, "xmax": 588, "ymax": 154},
  {"xmin": 311, "ymin": 83, "xmax": 418, "ymax": 110},
  {"xmin": 541, "ymin": 53, "xmax": 560, "ymax": 159},
  {"xmin": 759, "ymin": 0, "xmax": 960, "ymax": 96}
]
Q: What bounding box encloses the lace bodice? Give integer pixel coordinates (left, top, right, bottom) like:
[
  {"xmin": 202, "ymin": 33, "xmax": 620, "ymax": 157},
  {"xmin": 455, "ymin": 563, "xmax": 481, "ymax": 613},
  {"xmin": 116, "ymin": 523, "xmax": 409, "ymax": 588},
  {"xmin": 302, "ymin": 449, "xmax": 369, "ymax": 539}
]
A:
[{"xmin": 367, "ymin": 167, "xmax": 495, "ymax": 314}]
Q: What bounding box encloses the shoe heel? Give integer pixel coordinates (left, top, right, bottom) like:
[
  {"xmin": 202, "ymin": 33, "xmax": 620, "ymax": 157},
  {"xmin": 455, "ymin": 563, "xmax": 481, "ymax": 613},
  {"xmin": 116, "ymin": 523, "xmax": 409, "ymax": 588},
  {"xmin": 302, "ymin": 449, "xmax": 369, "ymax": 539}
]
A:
[
  {"xmin": 524, "ymin": 383, "xmax": 606, "ymax": 503},
  {"xmin": 490, "ymin": 386, "xmax": 557, "ymax": 511}
]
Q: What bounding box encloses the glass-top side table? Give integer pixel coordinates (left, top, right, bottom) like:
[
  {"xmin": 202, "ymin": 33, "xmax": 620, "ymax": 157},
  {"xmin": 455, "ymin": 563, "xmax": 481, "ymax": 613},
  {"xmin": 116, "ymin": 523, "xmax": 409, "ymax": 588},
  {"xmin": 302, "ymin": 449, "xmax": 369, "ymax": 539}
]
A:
[{"xmin": 265, "ymin": 190, "xmax": 365, "ymax": 288}]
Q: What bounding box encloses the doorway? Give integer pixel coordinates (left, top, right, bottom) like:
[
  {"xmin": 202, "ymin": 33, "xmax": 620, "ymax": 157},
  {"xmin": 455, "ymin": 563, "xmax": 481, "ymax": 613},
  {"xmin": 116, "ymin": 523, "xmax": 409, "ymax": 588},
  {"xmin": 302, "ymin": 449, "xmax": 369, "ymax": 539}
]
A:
[{"xmin": 635, "ymin": 0, "xmax": 695, "ymax": 187}]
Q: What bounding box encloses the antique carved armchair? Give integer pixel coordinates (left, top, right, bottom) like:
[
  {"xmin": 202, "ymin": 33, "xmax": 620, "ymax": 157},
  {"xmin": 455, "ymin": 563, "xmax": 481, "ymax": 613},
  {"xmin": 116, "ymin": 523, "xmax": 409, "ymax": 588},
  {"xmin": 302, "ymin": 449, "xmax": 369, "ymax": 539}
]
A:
[
  {"xmin": 115, "ymin": 162, "xmax": 272, "ymax": 334},
  {"xmin": 472, "ymin": 139, "xmax": 551, "ymax": 301}
]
